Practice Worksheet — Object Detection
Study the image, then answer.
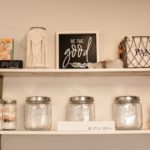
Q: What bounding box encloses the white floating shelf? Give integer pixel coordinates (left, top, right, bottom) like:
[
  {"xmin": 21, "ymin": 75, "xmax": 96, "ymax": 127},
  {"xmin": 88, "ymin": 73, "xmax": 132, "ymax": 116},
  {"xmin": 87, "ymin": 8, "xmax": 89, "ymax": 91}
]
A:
[
  {"xmin": 0, "ymin": 130, "xmax": 150, "ymax": 135},
  {"xmin": 0, "ymin": 68, "xmax": 150, "ymax": 77}
]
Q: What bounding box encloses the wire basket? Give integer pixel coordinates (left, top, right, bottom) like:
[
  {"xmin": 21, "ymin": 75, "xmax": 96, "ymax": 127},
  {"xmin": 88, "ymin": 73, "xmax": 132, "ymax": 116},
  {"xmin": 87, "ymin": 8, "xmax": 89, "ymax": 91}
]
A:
[{"xmin": 119, "ymin": 36, "xmax": 150, "ymax": 68}]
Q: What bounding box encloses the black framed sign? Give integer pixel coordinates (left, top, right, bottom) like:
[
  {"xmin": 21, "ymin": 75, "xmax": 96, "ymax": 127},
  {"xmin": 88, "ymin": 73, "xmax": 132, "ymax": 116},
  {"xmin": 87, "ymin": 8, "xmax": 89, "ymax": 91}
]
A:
[{"xmin": 56, "ymin": 32, "xmax": 99, "ymax": 69}]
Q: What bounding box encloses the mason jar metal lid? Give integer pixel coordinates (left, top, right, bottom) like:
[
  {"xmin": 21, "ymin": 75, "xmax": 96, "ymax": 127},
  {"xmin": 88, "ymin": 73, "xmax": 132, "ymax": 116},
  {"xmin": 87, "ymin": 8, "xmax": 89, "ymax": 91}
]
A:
[
  {"xmin": 69, "ymin": 96, "xmax": 94, "ymax": 104},
  {"xmin": 26, "ymin": 96, "xmax": 51, "ymax": 104},
  {"xmin": 4, "ymin": 99, "xmax": 16, "ymax": 104},
  {"xmin": 115, "ymin": 96, "xmax": 140, "ymax": 104}
]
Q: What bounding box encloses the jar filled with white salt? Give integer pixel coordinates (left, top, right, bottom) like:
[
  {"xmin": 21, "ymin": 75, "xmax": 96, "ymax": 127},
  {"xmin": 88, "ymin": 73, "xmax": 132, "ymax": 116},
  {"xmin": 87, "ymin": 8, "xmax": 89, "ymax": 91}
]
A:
[
  {"xmin": 67, "ymin": 96, "xmax": 95, "ymax": 121},
  {"xmin": 114, "ymin": 96, "xmax": 142, "ymax": 130}
]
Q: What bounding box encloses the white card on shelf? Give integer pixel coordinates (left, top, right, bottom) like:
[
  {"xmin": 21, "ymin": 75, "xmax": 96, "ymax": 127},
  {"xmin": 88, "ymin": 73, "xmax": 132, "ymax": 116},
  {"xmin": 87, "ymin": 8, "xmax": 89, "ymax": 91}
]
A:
[{"xmin": 57, "ymin": 121, "xmax": 115, "ymax": 131}]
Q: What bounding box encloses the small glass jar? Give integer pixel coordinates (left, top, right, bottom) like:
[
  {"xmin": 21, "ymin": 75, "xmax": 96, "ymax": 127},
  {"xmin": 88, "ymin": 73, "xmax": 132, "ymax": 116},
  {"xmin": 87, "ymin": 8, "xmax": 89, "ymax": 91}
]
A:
[
  {"xmin": 3, "ymin": 99, "xmax": 17, "ymax": 130},
  {"xmin": 114, "ymin": 96, "xmax": 142, "ymax": 130},
  {"xmin": 25, "ymin": 96, "xmax": 51, "ymax": 130},
  {"xmin": 67, "ymin": 96, "xmax": 95, "ymax": 121}
]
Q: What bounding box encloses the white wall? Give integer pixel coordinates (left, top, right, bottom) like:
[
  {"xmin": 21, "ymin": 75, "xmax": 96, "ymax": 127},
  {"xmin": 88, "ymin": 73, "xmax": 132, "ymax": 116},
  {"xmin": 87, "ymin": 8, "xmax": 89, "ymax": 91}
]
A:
[{"xmin": 1, "ymin": 0, "xmax": 150, "ymax": 150}]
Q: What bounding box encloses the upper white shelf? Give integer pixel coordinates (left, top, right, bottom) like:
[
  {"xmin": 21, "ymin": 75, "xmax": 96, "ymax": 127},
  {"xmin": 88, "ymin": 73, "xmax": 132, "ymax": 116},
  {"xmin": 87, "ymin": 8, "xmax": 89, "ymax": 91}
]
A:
[{"xmin": 0, "ymin": 68, "xmax": 150, "ymax": 77}]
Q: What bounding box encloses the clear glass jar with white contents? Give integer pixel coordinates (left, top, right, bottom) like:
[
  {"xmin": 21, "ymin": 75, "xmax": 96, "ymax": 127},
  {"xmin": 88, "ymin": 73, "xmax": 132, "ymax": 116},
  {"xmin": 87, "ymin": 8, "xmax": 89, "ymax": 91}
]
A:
[
  {"xmin": 25, "ymin": 96, "xmax": 51, "ymax": 130},
  {"xmin": 114, "ymin": 96, "xmax": 143, "ymax": 130},
  {"xmin": 67, "ymin": 96, "xmax": 95, "ymax": 121}
]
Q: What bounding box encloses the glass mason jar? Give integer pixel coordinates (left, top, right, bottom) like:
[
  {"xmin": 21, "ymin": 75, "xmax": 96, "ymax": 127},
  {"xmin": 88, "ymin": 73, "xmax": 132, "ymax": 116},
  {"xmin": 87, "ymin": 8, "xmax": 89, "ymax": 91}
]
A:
[
  {"xmin": 25, "ymin": 96, "xmax": 51, "ymax": 130},
  {"xmin": 3, "ymin": 99, "xmax": 17, "ymax": 130},
  {"xmin": 114, "ymin": 96, "xmax": 142, "ymax": 130},
  {"xmin": 26, "ymin": 27, "xmax": 50, "ymax": 68},
  {"xmin": 67, "ymin": 96, "xmax": 95, "ymax": 121}
]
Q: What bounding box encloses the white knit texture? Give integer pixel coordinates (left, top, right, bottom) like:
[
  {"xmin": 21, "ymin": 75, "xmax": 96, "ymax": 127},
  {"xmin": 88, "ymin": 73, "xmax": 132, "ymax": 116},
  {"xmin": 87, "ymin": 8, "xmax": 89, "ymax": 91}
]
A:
[{"xmin": 26, "ymin": 28, "xmax": 49, "ymax": 68}]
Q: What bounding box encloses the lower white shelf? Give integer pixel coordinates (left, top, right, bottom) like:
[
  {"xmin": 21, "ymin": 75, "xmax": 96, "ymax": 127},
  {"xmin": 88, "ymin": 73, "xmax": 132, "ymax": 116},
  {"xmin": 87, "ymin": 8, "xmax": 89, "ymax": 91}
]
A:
[{"xmin": 0, "ymin": 130, "xmax": 150, "ymax": 135}]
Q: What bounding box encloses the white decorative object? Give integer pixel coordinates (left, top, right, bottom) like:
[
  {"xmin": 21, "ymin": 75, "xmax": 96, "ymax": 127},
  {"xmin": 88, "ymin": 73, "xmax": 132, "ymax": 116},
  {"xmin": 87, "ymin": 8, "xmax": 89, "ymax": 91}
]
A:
[
  {"xmin": 57, "ymin": 121, "xmax": 115, "ymax": 131},
  {"xmin": 26, "ymin": 27, "xmax": 50, "ymax": 68},
  {"xmin": 88, "ymin": 59, "xmax": 123, "ymax": 69},
  {"xmin": 106, "ymin": 59, "xmax": 123, "ymax": 68}
]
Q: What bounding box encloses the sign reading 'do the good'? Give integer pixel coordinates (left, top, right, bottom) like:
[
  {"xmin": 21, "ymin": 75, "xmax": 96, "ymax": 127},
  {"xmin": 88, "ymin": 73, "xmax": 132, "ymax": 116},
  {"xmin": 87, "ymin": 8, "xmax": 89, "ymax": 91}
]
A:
[{"xmin": 56, "ymin": 32, "xmax": 99, "ymax": 69}]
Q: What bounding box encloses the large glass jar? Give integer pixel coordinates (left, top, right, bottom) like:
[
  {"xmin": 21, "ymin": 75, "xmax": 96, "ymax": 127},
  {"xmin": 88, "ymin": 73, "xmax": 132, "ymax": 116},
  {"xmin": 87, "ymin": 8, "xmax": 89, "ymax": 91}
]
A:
[
  {"xmin": 67, "ymin": 96, "xmax": 95, "ymax": 121},
  {"xmin": 25, "ymin": 96, "xmax": 51, "ymax": 130},
  {"xmin": 114, "ymin": 96, "xmax": 142, "ymax": 130}
]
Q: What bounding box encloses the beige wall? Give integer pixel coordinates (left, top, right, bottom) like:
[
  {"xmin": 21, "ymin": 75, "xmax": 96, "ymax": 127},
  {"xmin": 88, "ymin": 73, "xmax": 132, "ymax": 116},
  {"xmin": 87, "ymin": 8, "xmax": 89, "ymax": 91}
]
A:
[
  {"xmin": 1, "ymin": 0, "xmax": 150, "ymax": 150},
  {"xmin": 1, "ymin": 0, "xmax": 150, "ymax": 67}
]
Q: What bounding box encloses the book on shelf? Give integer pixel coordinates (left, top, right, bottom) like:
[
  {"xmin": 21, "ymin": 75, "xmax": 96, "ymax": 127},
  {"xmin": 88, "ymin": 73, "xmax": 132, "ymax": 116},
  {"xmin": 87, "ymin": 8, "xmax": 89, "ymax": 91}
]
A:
[{"xmin": 57, "ymin": 121, "xmax": 115, "ymax": 131}]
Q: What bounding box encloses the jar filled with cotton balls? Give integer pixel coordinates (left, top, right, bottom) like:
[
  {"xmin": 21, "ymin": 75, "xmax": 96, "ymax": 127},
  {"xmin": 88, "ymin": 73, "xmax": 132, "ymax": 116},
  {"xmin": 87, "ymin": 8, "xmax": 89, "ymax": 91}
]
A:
[{"xmin": 114, "ymin": 96, "xmax": 142, "ymax": 130}]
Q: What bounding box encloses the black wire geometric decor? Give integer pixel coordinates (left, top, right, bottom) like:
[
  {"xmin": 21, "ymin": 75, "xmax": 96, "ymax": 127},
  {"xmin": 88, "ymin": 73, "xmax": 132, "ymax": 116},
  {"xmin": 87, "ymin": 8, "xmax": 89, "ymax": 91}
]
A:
[{"xmin": 119, "ymin": 36, "xmax": 150, "ymax": 68}]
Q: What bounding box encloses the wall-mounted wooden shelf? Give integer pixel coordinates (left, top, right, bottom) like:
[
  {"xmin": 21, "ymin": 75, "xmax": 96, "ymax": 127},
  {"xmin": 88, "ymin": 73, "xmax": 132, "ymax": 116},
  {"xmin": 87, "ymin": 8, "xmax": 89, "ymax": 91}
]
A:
[{"xmin": 0, "ymin": 68, "xmax": 150, "ymax": 77}]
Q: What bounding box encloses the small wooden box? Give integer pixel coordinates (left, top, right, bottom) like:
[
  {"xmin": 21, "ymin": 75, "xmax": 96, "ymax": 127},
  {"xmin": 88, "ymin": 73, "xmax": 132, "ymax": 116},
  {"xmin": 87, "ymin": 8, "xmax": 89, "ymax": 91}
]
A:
[{"xmin": 0, "ymin": 60, "xmax": 23, "ymax": 68}]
